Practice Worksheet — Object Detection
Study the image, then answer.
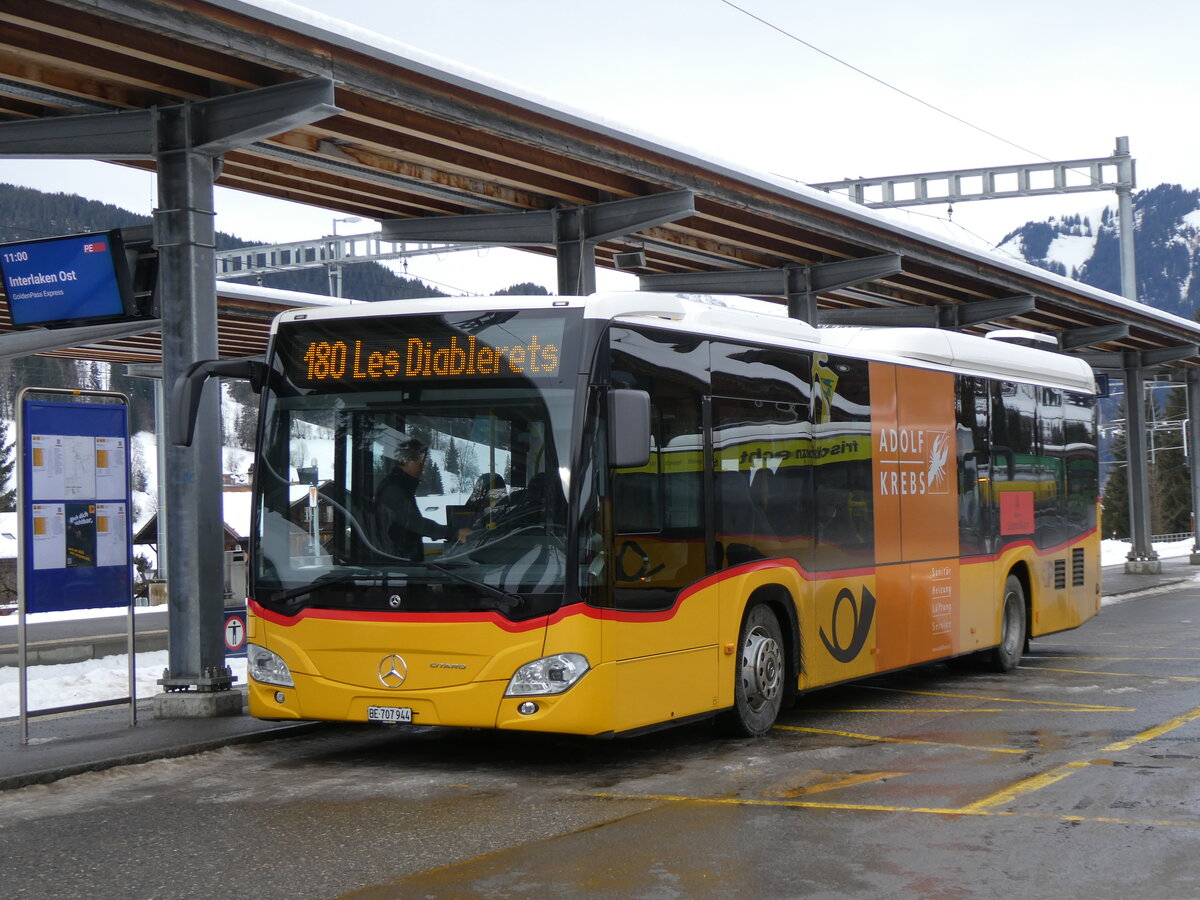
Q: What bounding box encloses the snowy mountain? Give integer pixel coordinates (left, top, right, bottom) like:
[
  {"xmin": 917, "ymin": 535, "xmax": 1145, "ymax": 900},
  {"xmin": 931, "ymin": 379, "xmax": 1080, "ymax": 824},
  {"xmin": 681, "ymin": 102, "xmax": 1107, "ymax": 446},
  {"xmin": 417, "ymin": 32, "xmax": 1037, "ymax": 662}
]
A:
[{"xmin": 996, "ymin": 183, "xmax": 1200, "ymax": 319}]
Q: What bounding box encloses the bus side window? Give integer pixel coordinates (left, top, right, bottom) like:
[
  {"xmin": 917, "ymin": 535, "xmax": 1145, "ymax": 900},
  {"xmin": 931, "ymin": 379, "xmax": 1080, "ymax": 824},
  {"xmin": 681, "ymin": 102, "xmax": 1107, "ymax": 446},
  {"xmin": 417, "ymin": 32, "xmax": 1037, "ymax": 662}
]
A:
[
  {"xmin": 712, "ymin": 396, "xmax": 808, "ymax": 568},
  {"xmin": 1063, "ymin": 391, "xmax": 1098, "ymax": 534},
  {"xmin": 611, "ymin": 424, "xmax": 661, "ymax": 534},
  {"xmin": 812, "ymin": 356, "xmax": 873, "ymax": 569},
  {"xmin": 957, "ymin": 375, "xmax": 990, "ymax": 556}
]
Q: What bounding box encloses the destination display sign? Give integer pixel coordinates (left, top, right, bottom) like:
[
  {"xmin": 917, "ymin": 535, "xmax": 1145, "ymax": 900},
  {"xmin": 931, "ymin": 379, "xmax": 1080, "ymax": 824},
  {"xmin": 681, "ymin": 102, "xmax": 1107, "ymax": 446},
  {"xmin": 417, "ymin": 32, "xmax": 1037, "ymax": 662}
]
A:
[{"xmin": 278, "ymin": 312, "xmax": 570, "ymax": 388}]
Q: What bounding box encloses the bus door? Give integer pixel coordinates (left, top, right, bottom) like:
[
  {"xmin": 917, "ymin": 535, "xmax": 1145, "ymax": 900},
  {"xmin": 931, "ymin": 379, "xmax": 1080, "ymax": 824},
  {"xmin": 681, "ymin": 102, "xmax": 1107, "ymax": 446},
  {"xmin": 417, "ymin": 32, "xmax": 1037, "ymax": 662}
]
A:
[
  {"xmin": 806, "ymin": 356, "xmax": 878, "ymax": 685},
  {"xmin": 709, "ymin": 393, "xmax": 813, "ymax": 694},
  {"xmin": 955, "ymin": 375, "xmax": 996, "ymax": 654},
  {"xmin": 603, "ymin": 329, "xmax": 715, "ymax": 730}
]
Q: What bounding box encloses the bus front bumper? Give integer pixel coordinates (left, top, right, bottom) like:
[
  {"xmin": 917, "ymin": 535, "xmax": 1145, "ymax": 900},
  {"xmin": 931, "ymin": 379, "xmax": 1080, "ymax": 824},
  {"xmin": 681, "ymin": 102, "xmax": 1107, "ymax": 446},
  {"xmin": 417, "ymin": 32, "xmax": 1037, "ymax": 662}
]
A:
[{"xmin": 247, "ymin": 662, "xmax": 616, "ymax": 736}]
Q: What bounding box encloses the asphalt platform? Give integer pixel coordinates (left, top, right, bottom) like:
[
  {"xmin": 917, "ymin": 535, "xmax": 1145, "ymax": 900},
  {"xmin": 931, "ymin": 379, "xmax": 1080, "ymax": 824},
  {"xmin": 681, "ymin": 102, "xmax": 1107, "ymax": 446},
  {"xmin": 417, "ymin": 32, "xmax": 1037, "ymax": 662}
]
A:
[{"xmin": 2, "ymin": 557, "xmax": 1197, "ymax": 791}]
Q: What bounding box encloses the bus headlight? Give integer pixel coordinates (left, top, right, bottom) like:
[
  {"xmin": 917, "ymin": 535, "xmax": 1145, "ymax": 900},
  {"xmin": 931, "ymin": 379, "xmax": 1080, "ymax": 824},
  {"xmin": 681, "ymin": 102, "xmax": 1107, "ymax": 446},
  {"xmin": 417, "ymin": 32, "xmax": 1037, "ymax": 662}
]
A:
[
  {"xmin": 247, "ymin": 643, "xmax": 294, "ymax": 688},
  {"xmin": 505, "ymin": 653, "xmax": 589, "ymax": 696}
]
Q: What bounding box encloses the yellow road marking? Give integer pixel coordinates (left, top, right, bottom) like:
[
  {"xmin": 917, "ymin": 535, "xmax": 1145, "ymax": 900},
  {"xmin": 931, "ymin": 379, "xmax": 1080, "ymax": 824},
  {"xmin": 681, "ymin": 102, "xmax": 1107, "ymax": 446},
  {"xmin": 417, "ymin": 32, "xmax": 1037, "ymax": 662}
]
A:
[
  {"xmin": 595, "ymin": 791, "xmax": 974, "ymax": 816},
  {"xmin": 1023, "ymin": 665, "xmax": 1200, "ymax": 682},
  {"xmin": 860, "ymin": 685, "xmax": 1133, "ymax": 711},
  {"xmin": 775, "ymin": 724, "xmax": 1023, "ymax": 754},
  {"xmin": 1037, "ymin": 643, "xmax": 1200, "ymax": 651},
  {"xmin": 775, "ymin": 771, "xmax": 907, "ymax": 798},
  {"xmin": 1105, "ymin": 706, "xmax": 1200, "ymax": 751},
  {"xmin": 1040, "ymin": 656, "xmax": 1200, "ymax": 662},
  {"xmin": 960, "ymin": 763, "xmax": 1084, "ymax": 812},
  {"xmin": 962, "ymin": 705, "xmax": 1200, "ymax": 812},
  {"xmin": 591, "ymin": 792, "xmax": 1200, "ymax": 829},
  {"xmin": 796, "ymin": 707, "xmax": 1122, "ymax": 714}
]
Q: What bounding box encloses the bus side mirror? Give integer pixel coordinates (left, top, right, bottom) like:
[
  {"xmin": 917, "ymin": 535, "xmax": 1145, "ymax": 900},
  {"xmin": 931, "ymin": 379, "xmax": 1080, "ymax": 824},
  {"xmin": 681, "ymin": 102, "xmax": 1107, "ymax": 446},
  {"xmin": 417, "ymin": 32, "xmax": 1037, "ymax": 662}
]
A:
[
  {"xmin": 608, "ymin": 389, "xmax": 651, "ymax": 469},
  {"xmin": 170, "ymin": 355, "xmax": 267, "ymax": 447}
]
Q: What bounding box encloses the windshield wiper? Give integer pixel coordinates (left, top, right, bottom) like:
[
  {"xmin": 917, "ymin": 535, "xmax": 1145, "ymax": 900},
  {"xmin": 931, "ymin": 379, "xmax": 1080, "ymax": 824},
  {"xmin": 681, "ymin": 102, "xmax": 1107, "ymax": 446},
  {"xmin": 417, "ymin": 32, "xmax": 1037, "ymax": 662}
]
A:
[
  {"xmin": 269, "ymin": 569, "xmax": 376, "ymax": 605},
  {"xmin": 267, "ymin": 563, "xmax": 523, "ymax": 614},
  {"xmin": 422, "ymin": 561, "xmax": 523, "ymax": 612}
]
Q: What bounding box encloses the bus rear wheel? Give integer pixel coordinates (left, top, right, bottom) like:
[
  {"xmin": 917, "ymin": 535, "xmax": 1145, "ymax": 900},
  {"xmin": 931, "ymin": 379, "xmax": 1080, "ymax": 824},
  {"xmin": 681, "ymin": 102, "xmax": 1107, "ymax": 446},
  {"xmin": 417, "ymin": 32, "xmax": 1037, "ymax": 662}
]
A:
[
  {"xmin": 989, "ymin": 574, "xmax": 1027, "ymax": 673},
  {"xmin": 718, "ymin": 604, "xmax": 785, "ymax": 737}
]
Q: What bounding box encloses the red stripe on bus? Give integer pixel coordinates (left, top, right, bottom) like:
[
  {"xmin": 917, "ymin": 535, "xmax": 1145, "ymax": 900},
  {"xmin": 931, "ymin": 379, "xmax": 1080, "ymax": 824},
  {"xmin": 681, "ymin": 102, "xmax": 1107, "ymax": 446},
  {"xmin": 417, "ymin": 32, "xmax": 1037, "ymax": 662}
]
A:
[
  {"xmin": 247, "ymin": 597, "xmax": 590, "ymax": 633},
  {"xmin": 246, "ymin": 528, "xmax": 1093, "ymax": 634}
]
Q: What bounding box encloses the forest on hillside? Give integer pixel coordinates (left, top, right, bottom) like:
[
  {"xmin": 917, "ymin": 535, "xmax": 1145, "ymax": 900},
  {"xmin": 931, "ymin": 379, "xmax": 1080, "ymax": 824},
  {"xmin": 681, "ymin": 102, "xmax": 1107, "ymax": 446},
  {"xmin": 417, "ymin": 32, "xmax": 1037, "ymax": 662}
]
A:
[{"xmin": 0, "ymin": 182, "xmax": 450, "ymax": 301}]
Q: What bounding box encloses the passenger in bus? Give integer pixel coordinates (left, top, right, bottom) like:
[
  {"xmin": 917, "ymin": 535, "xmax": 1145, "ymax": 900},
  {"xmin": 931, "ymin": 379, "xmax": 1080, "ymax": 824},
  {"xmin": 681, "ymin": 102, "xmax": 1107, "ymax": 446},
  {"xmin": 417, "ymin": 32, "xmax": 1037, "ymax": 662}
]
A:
[
  {"xmin": 377, "ymin": 434, "xmax": 471, "ymax": 561},
  {"xmin": 482, "ymin": 471, "xmax": 558, "ymax": 533},
  {"xmin": 465, "ymin": 473, "xmax": 508, "ymax": 519}
]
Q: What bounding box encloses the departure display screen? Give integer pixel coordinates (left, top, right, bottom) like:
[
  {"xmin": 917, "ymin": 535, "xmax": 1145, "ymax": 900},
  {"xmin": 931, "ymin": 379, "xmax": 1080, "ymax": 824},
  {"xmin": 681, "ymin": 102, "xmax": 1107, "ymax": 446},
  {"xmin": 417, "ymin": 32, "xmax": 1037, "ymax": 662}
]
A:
[{"xmin": 0, "ymin": 231, "xmax": 135, "ymax": 327}]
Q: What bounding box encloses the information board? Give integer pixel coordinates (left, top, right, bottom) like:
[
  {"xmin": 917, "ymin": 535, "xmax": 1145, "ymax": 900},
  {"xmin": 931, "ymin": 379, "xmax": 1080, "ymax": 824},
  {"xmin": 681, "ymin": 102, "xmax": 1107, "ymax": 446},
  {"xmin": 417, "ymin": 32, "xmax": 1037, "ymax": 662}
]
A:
[
  {"xmin": 0, "ymin": 231, "xmax": 136, "ymax": 328},
  {"xmin": 21, "ymin": 397, "xmax": 132, "ymax": 613}
]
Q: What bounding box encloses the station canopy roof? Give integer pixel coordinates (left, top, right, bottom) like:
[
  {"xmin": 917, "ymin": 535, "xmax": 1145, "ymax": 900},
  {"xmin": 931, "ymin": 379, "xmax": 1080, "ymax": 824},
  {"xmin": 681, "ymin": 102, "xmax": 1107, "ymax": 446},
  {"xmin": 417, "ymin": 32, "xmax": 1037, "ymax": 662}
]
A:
[{"xmin": 1, "ymin": 0, "xmax": 1198, "ymax": 372}]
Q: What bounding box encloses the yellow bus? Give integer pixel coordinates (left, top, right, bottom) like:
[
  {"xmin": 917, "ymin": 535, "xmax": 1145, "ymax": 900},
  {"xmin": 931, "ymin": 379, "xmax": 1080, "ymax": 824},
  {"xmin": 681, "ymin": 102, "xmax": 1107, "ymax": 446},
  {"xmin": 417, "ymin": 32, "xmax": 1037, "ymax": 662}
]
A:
[{"xmin": 223, "ymin": 292, "xmax": 1099, "ymax": 737}]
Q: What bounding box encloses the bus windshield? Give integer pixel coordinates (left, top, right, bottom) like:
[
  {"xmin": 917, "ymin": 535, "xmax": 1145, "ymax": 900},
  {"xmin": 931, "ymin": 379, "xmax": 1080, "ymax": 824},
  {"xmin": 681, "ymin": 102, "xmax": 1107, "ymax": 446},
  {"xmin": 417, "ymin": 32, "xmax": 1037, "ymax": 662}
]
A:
[{"xmin": 253, "ymin": 311, "xmax": 577, "ymax": 622}]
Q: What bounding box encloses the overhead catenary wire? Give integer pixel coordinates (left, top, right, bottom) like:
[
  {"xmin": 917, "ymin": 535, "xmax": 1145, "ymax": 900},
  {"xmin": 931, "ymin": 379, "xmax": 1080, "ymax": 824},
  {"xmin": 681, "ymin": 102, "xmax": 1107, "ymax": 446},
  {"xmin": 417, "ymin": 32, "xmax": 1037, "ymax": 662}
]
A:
[
  {"xmin": 716, "ymin": 0, "xmax": 1053, "ymax": 165},
  {"xmin": 718, "ymin": 1, "xmax": 1121, "ymax": 247}
]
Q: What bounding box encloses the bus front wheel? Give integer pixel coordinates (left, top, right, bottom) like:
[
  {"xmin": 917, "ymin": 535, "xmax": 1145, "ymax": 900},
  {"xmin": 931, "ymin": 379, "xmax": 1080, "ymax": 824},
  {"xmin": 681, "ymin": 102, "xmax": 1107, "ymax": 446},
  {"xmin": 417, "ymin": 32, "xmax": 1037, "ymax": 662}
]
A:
[
  {"xmin": 718, "ymin": 604, "xmax": 785, "ymax": 737},
  {"xmin": 989, "ymin": 574, "xmax": 1027, "ymax": 673}
]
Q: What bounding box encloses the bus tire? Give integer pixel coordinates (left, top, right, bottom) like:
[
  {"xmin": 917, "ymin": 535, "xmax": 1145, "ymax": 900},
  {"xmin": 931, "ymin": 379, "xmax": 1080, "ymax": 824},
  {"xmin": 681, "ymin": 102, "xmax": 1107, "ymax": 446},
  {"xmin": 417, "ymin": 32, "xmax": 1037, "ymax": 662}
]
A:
[
  {"xmin": 989, "ymin": 574, "xmax": 1026, "ymax": 673},
  {"xmin": 717, "ymin": 604, "xmax": 785, "ymax": 737}
]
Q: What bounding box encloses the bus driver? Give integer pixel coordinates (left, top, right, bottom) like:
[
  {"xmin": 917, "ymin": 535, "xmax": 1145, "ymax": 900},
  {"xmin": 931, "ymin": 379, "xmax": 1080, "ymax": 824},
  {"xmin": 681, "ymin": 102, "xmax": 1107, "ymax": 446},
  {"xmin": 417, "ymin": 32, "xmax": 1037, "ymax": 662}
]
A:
[{"xmin": 376, "ymin": 433, "xmax": 470, "ymax": 561}]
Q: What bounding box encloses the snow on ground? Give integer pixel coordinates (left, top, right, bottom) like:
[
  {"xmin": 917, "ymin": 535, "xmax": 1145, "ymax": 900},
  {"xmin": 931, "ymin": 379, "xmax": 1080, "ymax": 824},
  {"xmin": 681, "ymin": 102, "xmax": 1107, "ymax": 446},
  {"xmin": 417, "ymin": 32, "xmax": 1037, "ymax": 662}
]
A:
[
  {"xmin": 1100, "ymin": 537, "xmax": 1194, "ymax": 567},
  {"xmin": 2, "ymin": 605, "xmax": 247, "ymax": 718},
  {"xmin": 1, "ymin": 652, "xmax": 247, "ymax": 719},
  {"xmin": 3, "ymin": 538, "xmax": 1197, "ymax": 719}
]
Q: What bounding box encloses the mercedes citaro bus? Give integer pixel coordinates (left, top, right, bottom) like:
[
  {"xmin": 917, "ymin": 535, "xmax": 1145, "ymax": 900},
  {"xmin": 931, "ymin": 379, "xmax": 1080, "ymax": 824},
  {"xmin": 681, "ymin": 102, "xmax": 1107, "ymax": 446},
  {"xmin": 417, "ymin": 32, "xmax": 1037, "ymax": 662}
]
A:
[{"xmin": 179, "ymin": 292, "xmax": 1099, "ymax": 737}]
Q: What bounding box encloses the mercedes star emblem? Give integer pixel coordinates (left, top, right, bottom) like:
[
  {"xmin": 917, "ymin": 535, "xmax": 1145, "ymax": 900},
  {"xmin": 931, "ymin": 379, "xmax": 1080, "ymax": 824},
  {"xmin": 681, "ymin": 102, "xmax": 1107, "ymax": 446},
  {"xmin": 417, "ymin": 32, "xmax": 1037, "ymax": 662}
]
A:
[{"xmin": 377, "ymin": 654, "xmax": 408, "ymax": 688}]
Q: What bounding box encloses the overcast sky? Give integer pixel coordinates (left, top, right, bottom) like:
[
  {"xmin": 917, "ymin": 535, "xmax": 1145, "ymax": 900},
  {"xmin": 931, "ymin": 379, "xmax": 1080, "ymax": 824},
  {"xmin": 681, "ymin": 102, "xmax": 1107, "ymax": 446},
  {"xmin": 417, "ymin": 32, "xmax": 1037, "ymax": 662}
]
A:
[{"xmin": 3, "ymin": 0, "xmax": 1196, "ymax": 295}]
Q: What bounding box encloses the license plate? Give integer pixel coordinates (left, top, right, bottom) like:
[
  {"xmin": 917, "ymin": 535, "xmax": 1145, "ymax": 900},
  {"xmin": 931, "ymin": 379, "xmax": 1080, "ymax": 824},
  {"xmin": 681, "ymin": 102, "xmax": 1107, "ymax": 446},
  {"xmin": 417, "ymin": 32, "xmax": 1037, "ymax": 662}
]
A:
[{"xmin": 367, "ymin": 705, "xmax": 412, "ymax": 724}]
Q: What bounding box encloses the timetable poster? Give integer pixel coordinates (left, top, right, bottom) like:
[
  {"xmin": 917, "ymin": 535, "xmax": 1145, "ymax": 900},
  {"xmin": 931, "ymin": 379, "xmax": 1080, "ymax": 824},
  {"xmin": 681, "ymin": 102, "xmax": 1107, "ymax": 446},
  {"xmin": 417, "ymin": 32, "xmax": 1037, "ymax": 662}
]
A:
[
  {"xmin": 94, "ymin": 437, "xmax": 126, "ymax": 497},
  {"xmin": 95, "ymin": 502, "xmax": 128, "ymax": 568},
  {"xmin": 30, "ymin": 433, "xmax": 65, "ymax": 499},
  {"xmin": 22, "ymin": 397, "xmax": 132, "ymax": 613},
  {"xmin": 30, "ymin": 502, "xmax": 66, "ymax": 571},
  {"xmin": 31, "ymin": 433, "xmax": 104, "ymax": 500}
]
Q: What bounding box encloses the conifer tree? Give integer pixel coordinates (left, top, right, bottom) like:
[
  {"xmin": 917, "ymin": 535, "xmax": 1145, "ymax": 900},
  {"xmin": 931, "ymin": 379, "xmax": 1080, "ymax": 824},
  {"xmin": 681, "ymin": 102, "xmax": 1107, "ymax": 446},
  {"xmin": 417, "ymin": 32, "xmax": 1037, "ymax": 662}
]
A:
[
  {"xmin": 418, "ymin": 460, "xmax": 444, "ymax": 496},
  {"xmin": 444, "ymin": 438, "xmax": 460, "ymax": 475},
  {"xmin": 0, "ymin": 419, "xmax": 14, "ymax": 512}
]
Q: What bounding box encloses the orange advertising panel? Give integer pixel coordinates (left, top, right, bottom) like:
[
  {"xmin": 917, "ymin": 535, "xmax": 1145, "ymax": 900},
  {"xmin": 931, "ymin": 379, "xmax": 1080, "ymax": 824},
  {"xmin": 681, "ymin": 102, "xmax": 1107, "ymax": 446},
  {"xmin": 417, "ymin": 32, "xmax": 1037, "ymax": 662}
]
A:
[
  {"xmin": 869, "ymin": 364, "xmax": 963, "ymax": 666},
  {"xmin": 870, "ymin": 364, "xmax": 958, "ymax": 561},
  {"xmin": 910, "ymin": 558, "xmax": 960, "ymax": 661},
  {"xmin": 869, "ymin": 366, "xmax": 902, "ymax": 563}
]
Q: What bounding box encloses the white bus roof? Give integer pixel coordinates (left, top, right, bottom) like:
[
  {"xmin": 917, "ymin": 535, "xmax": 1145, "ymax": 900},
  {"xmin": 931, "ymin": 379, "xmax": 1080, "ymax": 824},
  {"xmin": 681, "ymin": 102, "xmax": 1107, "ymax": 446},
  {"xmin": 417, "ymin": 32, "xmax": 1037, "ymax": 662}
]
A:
[{"xmin": 272, "ymin": 291, "xmax": 1097, "ymax": 394}]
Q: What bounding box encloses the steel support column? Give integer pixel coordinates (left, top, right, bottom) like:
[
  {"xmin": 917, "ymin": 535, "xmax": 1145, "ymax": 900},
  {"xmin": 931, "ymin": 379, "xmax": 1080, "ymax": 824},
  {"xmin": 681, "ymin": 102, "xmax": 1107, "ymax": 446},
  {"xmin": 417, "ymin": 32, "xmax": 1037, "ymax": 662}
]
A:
[
  {"xmin": 1114, "ymin": 137, "xmax": 1138, "ymax": 303},
  {"xmin": 0, "ymin": 77, "xmax": 340, "ymax": 708},
  {"xmin": 1188, "ymin": 371, "xmax": 1200, "ymax": 564},
  {"xmin": 1122, "ymin": 365, "xmax": 1158, "ymax": 571},
  {"xmin": 382, "ymin": 190, "xmax": 695, "ymax": 296},
  {"xmin": 154, "ymin": 104, "xmax": 230, "ymax": 691},
  {"xmin": 554, "ymin": 206, "xmax": 591, "ymax": 295},
  {"xmin": 1082, "ymin": 344, "xmax": 1196, "ymax": 573}
]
